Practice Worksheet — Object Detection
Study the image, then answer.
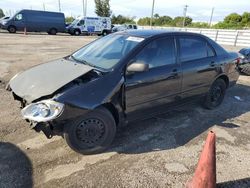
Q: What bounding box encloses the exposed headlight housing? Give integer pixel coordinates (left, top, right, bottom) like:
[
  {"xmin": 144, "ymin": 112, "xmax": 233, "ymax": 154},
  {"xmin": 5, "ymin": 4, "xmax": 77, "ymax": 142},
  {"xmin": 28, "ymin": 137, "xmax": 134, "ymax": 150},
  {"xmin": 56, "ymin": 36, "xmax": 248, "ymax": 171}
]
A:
[{"xmin": 21, "ymin": 100, "xmax": 64, "ymax": 122}]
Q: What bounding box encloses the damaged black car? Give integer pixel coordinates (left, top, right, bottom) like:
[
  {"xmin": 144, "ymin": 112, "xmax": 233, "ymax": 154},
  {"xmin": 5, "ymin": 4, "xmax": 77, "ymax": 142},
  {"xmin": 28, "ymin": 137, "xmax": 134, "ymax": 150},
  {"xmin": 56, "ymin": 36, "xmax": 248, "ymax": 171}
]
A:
[{"xmin": 7, "ymin": 30, "xmax": 240, "ymax": 154}]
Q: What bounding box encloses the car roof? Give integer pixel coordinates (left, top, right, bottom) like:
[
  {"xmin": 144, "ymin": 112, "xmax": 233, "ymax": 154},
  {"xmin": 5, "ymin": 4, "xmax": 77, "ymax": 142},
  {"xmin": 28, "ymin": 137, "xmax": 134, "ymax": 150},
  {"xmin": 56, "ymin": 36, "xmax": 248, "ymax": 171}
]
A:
[{"xmin": 118, "ymin": 29, "xmax": 204, "ymax": 38}]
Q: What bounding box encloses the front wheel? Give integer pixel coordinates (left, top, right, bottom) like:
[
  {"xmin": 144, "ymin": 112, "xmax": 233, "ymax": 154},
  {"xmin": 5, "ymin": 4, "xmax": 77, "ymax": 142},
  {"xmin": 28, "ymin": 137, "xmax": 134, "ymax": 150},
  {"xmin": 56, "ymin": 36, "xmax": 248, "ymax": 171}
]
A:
[
  {"xmin": 8, "ymin": 26, "xmax": 16, "ymax": 33},
  {"xmin": 64, "ymin": 107, "xmax": 116, "ymax": 155},
  {"xmin": 203, "ymin": 78, "xmax": 227, "ymax": 109}
]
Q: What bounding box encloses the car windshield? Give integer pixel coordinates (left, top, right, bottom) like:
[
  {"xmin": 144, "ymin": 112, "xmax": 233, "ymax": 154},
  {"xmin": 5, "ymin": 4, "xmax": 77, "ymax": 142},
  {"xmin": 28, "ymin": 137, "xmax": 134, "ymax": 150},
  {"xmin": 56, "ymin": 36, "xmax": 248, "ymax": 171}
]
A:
[
  {"xmin": 71, "ymin": 34, "xmax": 144, "ymax": 69},
  {"xmin": 71, "ymin": 19, "xmax": 79, "ymax": 25}
]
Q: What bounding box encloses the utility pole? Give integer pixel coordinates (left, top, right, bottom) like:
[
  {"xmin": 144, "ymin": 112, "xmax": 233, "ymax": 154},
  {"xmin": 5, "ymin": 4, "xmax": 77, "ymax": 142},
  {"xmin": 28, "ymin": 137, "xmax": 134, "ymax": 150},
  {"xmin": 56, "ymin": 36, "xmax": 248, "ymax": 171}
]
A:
[
  {"xmin": 43, "ymin": 3, "xmax": 45, "ymax": 11},
  {"xmin": 82, "ymin": 0, "xmax": 85, "ymax": 16},
  {"xmin": 209, "ymin": 7, "xmax": 214, "ymax": 27},
  {"xmin": 150, "ymin": 0, "xmax": 155, "ymax": 28},
  {"xmin": 84, "ymin": 0, "xmax": 87, "ymax": 17},
  {"xmin": 182, "ymin": 5, "xmax": 188, "ymax": 27},
  {"xmin": 58, "ymin": 0, "xmax": 61, "ymax": 12}
]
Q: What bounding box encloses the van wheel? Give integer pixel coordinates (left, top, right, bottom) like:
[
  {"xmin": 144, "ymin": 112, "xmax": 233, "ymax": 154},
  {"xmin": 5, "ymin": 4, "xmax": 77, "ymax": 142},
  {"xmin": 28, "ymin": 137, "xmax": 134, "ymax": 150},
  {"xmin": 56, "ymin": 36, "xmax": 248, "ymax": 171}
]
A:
[
  {"xmin": 74, "ymin": 29, "xmax": 81, "ymax": 36},
  {"xmin": 203, "ymin": 78, "xmax": 226, "ymax": 109},
  {"xmin": 64, "ymin": 107, "xmax": 116, "ymax": 155},
  {"xmin": 49, "ymin": 28, "xmax": 57, "ymax": 35},
  {"xmin": 102, "ymin": 30, "xmax": 108, "ymax": 36},
  {"xmin": 8, "ymin": 26, "xmax": 16, "ymax": 33}
]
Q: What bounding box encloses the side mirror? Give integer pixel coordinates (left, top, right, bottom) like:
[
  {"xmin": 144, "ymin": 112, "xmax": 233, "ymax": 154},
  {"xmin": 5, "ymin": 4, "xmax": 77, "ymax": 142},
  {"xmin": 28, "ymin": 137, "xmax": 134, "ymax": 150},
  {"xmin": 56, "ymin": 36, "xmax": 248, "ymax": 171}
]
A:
[{"xmin": 127, "ymin": 61, "xmax": 149, "ymax": 73}]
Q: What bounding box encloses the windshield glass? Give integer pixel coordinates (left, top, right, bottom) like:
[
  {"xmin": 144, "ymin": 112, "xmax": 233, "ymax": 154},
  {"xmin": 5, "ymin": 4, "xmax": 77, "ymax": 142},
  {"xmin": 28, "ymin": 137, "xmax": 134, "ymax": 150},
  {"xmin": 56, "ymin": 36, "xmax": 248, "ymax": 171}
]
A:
[
  {"xmin": 71, "ymin": 19, "xmax": 79, "ymax": 25},
  {"xmin": 71, "ymin": 34, "xmax": 144, "ymax": 69}
]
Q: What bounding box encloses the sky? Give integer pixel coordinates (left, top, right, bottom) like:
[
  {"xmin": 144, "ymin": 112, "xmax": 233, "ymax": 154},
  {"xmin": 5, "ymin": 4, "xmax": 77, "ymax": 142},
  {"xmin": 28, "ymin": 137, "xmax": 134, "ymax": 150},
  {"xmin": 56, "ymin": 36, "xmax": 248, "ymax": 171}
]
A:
[{"xmin": 0, "ymin": 0, "xmax": 249, "ymax": 23}]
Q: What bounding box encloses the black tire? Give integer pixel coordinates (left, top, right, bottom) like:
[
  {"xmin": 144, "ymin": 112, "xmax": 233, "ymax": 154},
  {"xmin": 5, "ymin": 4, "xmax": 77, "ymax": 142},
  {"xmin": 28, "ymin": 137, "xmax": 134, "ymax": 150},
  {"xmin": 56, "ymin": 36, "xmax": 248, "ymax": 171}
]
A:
[
  {"xmin": 240, "ymin": 64, "xmax": 250, "ymax": 76},
  {"xmin": 203, "ymin": 78, "xmax": 227, "ymax": 109},
  {"xmin": 74, "ymin": 29, "xmax": 81, "ymax": 36},
  {"xmin": 64, "ymin": 107, "xmax": 116, "ymax": 155},
  {"xmin": 49, "ymin": 28, "xmax": 57, "ymax": 35},
  {"xmin": 8, "ymin": 26, "xmax": 16, "ymax": 33},
  {"xmin": 102, "ymin": 30, "xmax": 108, "ymax": 36}
]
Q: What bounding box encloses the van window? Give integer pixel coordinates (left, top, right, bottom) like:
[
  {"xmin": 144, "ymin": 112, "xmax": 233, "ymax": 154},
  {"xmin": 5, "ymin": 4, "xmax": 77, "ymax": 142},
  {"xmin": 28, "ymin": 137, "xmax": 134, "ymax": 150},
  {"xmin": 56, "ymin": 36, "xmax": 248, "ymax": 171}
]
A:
[
  {"xmin": 179, "ymin": 37, "xmax": 207, "ymax": 62},
  {"xmin": 15, "ymin": 14, "xmax": 23, "ymax": 21},
  {"xmin": 79, "ymin": 20, "xmax": 85, "ymax": 26},
  {"xmin": 135, "ymin": 37, "xmax": 176, "ymax": 68}
]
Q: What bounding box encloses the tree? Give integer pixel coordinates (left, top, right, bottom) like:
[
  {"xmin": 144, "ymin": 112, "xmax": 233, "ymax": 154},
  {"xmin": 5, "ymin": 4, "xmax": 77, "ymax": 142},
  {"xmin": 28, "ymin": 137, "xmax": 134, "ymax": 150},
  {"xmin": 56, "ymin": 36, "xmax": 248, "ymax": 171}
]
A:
[
  {"xmin": 172, "ymin": 16, "xmax": 192, "ymax": 27},
  {"xmin": 0, "ymin": 8, "xmax": 5, "ymax": 18},
  {"xmin": 65, "ymin": 16, "xmax": 74, "ymax": 23},
  {"xmin": 94, "ymin": 0, "xmax": 112, "ymax": 17},
  {"xmin": 224, "ymin": 13, "xmax": 242, "ymax": 24},
  {"xmin": 111, "ymin": 15, "xmax": 135, "ymax": 24},
  {"xmin": 241, "ymin": 12, "xmax": 250, "ymax": 27}
]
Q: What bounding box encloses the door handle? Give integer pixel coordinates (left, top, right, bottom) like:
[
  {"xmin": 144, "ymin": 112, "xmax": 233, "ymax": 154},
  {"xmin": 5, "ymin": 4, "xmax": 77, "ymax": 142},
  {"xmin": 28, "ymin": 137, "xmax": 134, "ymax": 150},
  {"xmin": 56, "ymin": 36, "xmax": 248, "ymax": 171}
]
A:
[
  {"xmin": 171, "ymin": 69, "xmax": 178, "ymax": 77},
  {"xmin": 210, "ymin": 61, "xmax": 215, "ymax": 67}
]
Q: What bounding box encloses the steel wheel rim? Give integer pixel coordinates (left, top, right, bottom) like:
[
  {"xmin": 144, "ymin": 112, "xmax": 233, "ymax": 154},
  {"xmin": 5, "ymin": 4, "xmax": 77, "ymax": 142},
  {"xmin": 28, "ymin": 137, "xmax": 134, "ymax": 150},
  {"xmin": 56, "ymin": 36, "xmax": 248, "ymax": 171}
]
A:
[{"xmin": 75, "ymin": 118, "xmax": 105, "ymax": 147}]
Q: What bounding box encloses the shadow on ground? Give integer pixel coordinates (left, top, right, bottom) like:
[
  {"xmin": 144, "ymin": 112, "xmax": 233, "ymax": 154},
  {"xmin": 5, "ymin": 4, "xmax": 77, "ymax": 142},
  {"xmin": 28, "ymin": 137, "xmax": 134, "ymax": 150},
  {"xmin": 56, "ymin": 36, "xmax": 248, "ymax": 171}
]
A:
[
  {"xmin": 218, "ymin": 177, "xmax": 250, "ymax": 188},
  {"xmin": 109, "ymin": 83, "xmax": 250, "ymax": 154},
  {"xmin": 0, "ymin": 142, "xmax": 33, "ymax": 188}
]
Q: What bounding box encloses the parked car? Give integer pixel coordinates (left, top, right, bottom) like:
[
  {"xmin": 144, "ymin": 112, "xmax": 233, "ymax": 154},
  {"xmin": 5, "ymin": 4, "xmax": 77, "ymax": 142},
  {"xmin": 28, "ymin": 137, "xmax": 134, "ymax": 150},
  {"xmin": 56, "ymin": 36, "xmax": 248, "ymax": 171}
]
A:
[
  {"xmin": 112, "ymin": 24, "xmax": 138, "ymax": 33},
  {"xmin": 238, "ymin": 47, "xmax": 250, "ymax": 75},
  {"xmin": 7, "ymin": 30, "xmax": 240, "ymax": 154},
  {"xmin": 66, "ymin": 16, "xmax": 111, "ymax": 36},
  {"xmin": 0, "ymin": 9, "xmax": 65, "ymax": 35}
]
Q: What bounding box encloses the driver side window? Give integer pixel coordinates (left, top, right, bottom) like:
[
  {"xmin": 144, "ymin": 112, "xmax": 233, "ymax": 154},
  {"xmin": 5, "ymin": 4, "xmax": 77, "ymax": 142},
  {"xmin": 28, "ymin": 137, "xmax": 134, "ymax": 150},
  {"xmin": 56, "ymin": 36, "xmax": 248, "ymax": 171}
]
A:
[
  {"xmin": 15, "ymin": 13, "xmax": 23, "ymax": 21},
  {"xmin": 135, "ymin": 37, "xmax": 176, "ymax": 69}
]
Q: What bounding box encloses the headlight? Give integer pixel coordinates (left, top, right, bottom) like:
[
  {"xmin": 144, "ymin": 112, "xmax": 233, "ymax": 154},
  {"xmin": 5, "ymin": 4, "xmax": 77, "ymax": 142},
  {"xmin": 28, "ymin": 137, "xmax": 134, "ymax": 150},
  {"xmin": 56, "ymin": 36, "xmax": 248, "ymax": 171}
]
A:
[{"xmin": 21, "ymin": 100, "xmax": 64, "ymax": 122}]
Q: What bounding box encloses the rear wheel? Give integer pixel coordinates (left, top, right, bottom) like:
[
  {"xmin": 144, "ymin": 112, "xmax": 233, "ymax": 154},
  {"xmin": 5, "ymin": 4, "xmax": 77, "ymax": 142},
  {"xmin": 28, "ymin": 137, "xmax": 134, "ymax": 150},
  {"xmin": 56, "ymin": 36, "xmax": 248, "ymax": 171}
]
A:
[
  {"xmin": 8, "ymin": 26, "xmax": 16, "ymax": 33},
  {"xmin": 48, "ymin": 28, "xmax": 57, "ymax": 35},
  {"xmin": 64, "ymin": 107, "xmax": 116, "ymax": 155},
  {"xmin": 74, "ymin": 29, "xmax": 81, "ymax": 36},
  {"xmin": 102, "ymin": 30, "xmax": 108, "ymax": 36},
  {"xmin": 203, "ymin": 78, "xmax": 227, "ymax": 109}
]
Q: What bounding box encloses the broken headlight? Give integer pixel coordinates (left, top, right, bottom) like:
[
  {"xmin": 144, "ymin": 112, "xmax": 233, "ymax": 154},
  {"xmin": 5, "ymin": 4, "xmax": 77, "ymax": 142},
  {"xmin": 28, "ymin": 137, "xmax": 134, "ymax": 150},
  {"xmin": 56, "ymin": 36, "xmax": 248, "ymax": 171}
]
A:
[{"xmin": 21, "ymin": 100, "xmax": 64, "ymax": 122}]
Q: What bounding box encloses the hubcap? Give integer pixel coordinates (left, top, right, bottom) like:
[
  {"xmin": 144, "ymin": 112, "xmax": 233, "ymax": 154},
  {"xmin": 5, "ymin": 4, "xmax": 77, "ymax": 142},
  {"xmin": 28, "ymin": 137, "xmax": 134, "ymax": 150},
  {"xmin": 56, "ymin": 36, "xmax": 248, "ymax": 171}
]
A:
[
  {"xmin": 76, "ymin": 118, "xmax": 105, "ymax": 146},
  {"xmin": 211, "ymin": 86, "xmax": 222, "ymax": 102}
]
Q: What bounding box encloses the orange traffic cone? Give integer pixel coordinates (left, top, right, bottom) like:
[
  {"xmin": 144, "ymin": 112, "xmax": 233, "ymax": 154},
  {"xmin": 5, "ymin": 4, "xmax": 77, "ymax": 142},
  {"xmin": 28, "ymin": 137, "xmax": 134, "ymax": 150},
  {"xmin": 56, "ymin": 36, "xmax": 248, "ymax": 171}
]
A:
[{"xmin": 186, "ymin": 131, "xmax": 216, "ymax": 188}]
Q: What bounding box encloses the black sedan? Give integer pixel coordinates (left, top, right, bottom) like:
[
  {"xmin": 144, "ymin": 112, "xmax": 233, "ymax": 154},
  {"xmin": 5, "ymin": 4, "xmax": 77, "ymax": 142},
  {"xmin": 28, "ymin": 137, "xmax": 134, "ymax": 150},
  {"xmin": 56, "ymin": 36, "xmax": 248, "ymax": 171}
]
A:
[
  {"xmin": 238, "ymin": 47, "xmax": 250, "ymax": 75},
  {"xmin": 7, "ymin": 30, "xmax": 240, "ymax": 154}
]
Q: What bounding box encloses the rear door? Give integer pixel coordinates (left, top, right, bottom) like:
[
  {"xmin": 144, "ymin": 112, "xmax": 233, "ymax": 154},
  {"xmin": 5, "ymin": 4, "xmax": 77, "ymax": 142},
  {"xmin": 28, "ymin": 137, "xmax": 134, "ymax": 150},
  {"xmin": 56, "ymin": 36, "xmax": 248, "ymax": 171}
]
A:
[
  {"xmin": 125, "ymin": 36, "xmax": 182, "ymax": 120},
  {"xmin": 177, "ymin": 35, "xmax": 218, "ymax": 98}
]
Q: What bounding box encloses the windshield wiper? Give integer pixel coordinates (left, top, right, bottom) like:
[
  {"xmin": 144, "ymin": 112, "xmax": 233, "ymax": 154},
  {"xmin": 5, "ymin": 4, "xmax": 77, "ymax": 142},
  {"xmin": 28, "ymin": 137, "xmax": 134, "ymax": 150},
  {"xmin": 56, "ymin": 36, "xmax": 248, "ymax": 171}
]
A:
[{"xmin": 70, "ymin": 55, "xmax": 101, "ymax": 69}]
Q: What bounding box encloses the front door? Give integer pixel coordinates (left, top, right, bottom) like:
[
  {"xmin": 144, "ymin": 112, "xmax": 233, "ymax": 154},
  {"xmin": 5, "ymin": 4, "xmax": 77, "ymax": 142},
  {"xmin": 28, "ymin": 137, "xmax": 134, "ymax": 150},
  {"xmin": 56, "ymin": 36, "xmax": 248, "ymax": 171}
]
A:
[
  {"xmin": 125, "ymin": 36, "xmax": 182, "ymax": 121},
  {"xmin": 13, "ymin": 13, "xmax": 25, "ymax": 31}
]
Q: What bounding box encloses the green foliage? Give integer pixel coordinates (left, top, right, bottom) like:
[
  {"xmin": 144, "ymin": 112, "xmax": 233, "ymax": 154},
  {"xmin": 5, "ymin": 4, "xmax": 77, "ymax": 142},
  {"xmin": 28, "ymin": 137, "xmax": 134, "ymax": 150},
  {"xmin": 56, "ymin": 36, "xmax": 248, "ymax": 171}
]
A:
[
  {"xmin": 111, "ymin": 15, "xmax": 135, "ymax": 24},
  {"xmin": 224, "ymin": 13, "xmax": 242, "ymax": 24},
  {"xmin": 65, "ymin": 16, "xmax": 74, "ymax": 23},
  {"xmin": 241, "ymin": 12, "xmax": 250, "ymax": 27},
  {"xmin": 94, "ymin": 0, "xmax": 112, "ymax": 17},
  {"xmin": 0, "ymin": 8, "xmax": 5, "ymax": 18},
  {"xmin": 189, "ymin": 22, "xmax": 209, "ymax": 28},
  {"xmin": 137, "ymin": 14, "xmax": 173, "ymax": 26},
  {"xmin": 138, "ymin": 17, "xmax": 152, "ymax": 26},
  {"xmin": 172, "ymin": 16, "xmax": 192, "ymax": 27},
  {"xmin": 137, "ymin": 12, "xmax": 250, "ymax": 29}
]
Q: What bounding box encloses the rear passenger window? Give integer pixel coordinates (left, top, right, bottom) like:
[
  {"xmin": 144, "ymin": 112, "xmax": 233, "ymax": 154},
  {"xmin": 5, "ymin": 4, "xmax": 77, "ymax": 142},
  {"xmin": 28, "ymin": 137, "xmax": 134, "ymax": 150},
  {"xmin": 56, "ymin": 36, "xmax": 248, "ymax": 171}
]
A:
[
  {"xmin": 135, "ymin": 37, "xmax": 176, "ymax": 68},
  {"xmin": 207, "ymin": 44, "xmax": 215, "ymax": 57},
  {"xmin": 179, "ymin": 37, "xmax": 207, "ymax": 62}
]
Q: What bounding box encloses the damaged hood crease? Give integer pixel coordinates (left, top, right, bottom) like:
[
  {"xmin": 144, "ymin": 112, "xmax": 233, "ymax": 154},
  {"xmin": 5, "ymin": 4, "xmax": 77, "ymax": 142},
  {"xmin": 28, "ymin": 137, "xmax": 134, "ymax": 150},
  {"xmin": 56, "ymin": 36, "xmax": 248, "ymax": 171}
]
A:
[{"xmin": 9, "ymin": 59, "xmax": 93, "ymax": 103}]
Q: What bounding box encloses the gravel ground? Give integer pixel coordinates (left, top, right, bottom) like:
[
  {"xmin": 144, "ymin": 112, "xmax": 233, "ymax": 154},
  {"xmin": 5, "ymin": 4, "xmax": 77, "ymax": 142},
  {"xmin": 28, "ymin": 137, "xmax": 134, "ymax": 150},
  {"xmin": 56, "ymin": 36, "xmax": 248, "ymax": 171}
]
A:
[{"xmin": 0, "ymin": 32, "xmax": 250, "ymax": 188}]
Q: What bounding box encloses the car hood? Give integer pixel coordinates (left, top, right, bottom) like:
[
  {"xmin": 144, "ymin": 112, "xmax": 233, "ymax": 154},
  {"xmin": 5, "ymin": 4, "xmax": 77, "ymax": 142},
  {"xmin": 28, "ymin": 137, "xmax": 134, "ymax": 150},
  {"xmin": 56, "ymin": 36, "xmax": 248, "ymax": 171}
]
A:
[{"xmin": 9, "ymin": 58, "xmax": 93, "ymax": 103}]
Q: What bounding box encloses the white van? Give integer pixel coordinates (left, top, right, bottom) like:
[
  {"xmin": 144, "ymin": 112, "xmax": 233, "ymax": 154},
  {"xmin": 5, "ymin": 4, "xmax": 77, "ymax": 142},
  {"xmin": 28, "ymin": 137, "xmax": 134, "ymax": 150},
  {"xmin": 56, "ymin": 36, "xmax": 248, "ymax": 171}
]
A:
[{"xmin": 66, "ymin": 16, "xmax": 111, "ymax": 36}]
